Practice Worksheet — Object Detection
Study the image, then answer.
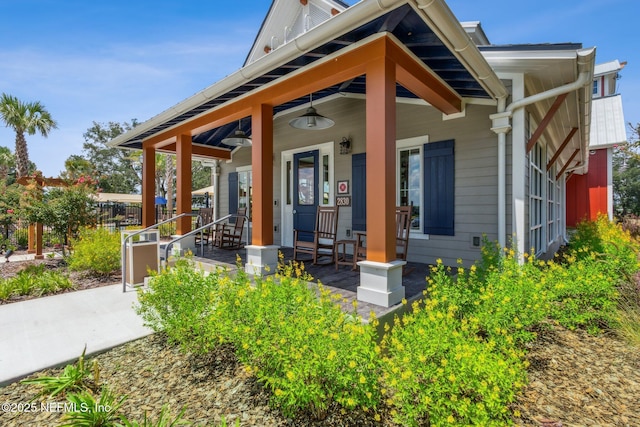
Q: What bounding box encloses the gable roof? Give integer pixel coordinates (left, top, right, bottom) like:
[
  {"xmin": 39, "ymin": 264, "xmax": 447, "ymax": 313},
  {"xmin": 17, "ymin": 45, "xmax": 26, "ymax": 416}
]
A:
[
  {"xmin": 109, "ymin": 0, "xmax": 506, "ymax": 152},
  {"xmin": 245, "ymin": 0, "xmax": 350, "ymax": 66}
]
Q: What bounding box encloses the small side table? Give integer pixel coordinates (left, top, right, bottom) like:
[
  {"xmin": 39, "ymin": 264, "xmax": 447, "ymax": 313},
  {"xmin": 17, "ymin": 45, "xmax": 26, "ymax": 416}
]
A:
[{"xmin": 335, "ymin": 239, "xmax": 356, "ymax": 270}]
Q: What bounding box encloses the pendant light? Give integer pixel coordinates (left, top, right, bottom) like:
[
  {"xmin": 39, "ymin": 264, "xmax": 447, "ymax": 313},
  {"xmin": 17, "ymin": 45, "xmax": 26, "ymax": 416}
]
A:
[
  {"xmin": 222, "ymin": 119, "xmax": 252, "ymax": 147},
  {"xmin": 288, "ymin": 93, "xmax": 334, "ymax": 130}
]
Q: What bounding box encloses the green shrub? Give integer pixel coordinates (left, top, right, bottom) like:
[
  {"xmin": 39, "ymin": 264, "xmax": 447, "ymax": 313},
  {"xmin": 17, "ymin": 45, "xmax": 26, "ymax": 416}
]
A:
[
  {"xmin": 21, "ymin": 347, "xmax": 99, "ymax": 398},
  {"xmin": 117, "ymin": 405, "xmax": 187, "ymax": 427},
  {"xmin": 380, "ymin": 296, "xmax": 527, "ymax": 426},
  {"xmin": 0, "ymin": 263, "xmax": 73, "ymax": 300},
  {"xmin": 546, "ymin": 251, "xmax": 619, "ymax": 333},
  {"xmin": 14, "ymin": 228, "xmax": 28, "ymax": 249},
  {"xmin": 11, "ymin": 269, "xmax": 35, "ymax": 296},
  {"xmin": 37, "ymin": 270, "xmax": 74, "ymax": 295},
  {"xmin": 569, "ymin": 215, "xmax": 640, "ymax": 280},
  {"xmin": 68, "ymin": 227, "xmax": 121, "ymax": 276},
  {"xmin": 157, "ymin": 222, "xmax": 176, "ymax": 239},
  {"xmin": 428, "ymin": 252, "xmax": 549, "ymax": 351},
  {"xmin": 61, "ymin": 386, "xmax": 126, "ymax": 427},
  {"xmin": 132, "ymin": 218, "xmax": 638, "ymax": 423},
  {"xmin": 137, "ymin": 256, "xmax": 381, "ymax": 419},
  {"xmin": 0, "ymin": 280, "xmax": 13, "ymax": 299},
  {"xmin": 211, "ymin": 259, "xmax": 381, "ymax": 419},
  {"xmin": 135, "ymin": 258, "xmax": 226, "ymax": 354}
]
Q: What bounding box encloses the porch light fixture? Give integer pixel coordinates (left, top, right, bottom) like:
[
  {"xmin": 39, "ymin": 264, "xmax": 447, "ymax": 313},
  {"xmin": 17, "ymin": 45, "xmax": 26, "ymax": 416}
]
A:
[
  {"xmin": 289, "ymin": 94, "xmax": 334, "ymax": 130},
  {"xmin": 339, "ymin": 136, "xmax": 352, "ymax": 154},
  {"xmin": 222, "ymin": 119, "xmax": 252, "ymax": 147}
]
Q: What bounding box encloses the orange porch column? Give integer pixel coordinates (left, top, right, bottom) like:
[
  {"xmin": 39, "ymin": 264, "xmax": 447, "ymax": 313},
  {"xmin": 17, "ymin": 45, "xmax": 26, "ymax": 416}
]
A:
[
  {"xmin": 175, "ymin": 134, "xmax": 192, "ymax": 235},
  {"xmin": 365, "ymin": 55, "xmax": 396, "ymax": 262},
  {"xmin": 27, "ymin": 223, "xmax": 35, "ymax": 253},
  {"xmin": 251, "ymin": 104, "xmax": 274, "ymax": 246},
  {"xmin": 35, "ymin": 222, "xmax": 43, "ymax": 259},
  {"xmin": 141, "ymin": 143, "xmax": 156, "ymax": 228}
]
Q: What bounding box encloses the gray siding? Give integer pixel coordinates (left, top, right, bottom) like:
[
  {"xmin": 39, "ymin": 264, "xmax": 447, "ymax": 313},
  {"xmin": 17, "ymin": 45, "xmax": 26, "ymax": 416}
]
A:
[{"xmin": 218, "ymin": 98, "xmax": 503, "ymax": 267}]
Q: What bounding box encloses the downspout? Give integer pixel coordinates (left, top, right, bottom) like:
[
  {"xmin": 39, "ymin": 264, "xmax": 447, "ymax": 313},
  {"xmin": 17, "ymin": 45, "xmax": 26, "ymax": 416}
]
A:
[
  {"xmin": 505, "ymin": 70, "xmax": 591, "ymax": 114},
  {"xmin": 490, "ymin": 98, "xmax": 510, "ymax": 249},
  {"xmin": 490, "ymin": 48, "xmax": 595, "ymax": 250},
  {"xmin": 497, "ymin": 97, "xmax": 507, "ymax": 249},
  {"xmin": 212, "ymin": 160, "xmax": 220, "ymax": 222}
]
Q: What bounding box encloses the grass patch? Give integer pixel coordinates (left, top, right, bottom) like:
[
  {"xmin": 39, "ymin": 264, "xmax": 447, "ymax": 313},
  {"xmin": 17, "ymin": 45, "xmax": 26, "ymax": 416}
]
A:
[{"xmin": 0, "ymin": 263, "xmax": 74, "ymax": 301}]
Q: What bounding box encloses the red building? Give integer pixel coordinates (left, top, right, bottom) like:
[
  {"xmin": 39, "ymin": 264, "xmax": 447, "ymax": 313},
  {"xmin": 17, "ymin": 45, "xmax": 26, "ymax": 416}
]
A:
[{"xmin": 566, "ymin": 60, "xmax": 627, "ymax": 226}]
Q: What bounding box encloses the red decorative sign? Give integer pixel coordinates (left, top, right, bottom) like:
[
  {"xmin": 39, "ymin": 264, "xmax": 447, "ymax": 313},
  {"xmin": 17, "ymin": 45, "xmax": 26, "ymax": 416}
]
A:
[{"xmin": 337, "ymin": 180, "xmax": 349, "ymax": 194}]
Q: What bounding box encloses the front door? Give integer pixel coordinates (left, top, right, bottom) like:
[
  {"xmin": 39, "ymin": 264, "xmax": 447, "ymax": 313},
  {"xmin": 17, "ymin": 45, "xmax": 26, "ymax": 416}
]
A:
[{"xmin": 293, "ymin": 150, "xmax": 319, "ymax": 239}]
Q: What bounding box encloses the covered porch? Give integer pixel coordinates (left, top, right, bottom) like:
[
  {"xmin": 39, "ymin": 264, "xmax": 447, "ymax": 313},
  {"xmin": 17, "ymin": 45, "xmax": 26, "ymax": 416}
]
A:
[
  {"xmin": 191, "ymin": 244, "xmax": 431, "ymax": 319},
  {"xmin": 109, "ymin": 0, "xmax": 508, "ymax": 307}
]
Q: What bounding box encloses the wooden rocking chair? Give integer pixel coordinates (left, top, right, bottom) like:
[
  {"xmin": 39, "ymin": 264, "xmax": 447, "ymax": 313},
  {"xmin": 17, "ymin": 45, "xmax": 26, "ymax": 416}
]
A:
[
  {"xmin": 195, "ymin": 207, "xmax": 214, "ymax": 245},
  {"xmin": 395, "ymin": 205, "xmax": 412, "ymax": 261},
  {"xmin": 213, "ymin": 207, "xmax": 247, "ymax": 249},
  {"xmin": 293, "ymin": 205, "xmax": 339, "ymax": 265},
  {"xmin": 354, "ymin": 205, "xmax": 412, "ymax": 269}
]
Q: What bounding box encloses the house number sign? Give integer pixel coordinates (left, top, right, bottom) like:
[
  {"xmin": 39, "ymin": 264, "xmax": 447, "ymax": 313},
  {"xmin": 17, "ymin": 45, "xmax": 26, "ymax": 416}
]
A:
[{"xmin": 336, "ymin": 196, "xmax": 351, "ymax": 206}]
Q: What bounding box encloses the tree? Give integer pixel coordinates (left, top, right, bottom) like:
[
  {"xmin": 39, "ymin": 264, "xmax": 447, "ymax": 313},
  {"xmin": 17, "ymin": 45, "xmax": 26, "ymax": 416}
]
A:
[
  {"xmin": 62, "ymin": 155, "xmax": 94, "ymax": 181},
  {"xmin": 67, "ymin": 120, "xmax": 212, "ymax": 202},
  {"xmin": 20, "ymin": 178, "xmax": 97, "ymax": 251},
  {"xmin": 0, "ymin": 147, "xmax": 15, "ymax": 183},
  {"xmin": 192, "ymin": 161, "xmax": 212, "ymax": 191},
  {"xmin": 613, "ymin": 123, "xmax": 640, "ymax": 216},
  {"xmin": 61, "ymin": 120, "xmax": 147, "ymax": 193},
  {"xmin": 76, "ymin": 121, "xmax": 141, "ymax": 193},
  {"xmin": 0, "ymin": 93, "xmax": 57, "ymax": 177},
  {"xmin": 0, "ymin": 181, "xmax": 21, "ymax": 242},
  {"xmin": 154, "ymin": 155, "xmax": 210, "ymax": 213}
]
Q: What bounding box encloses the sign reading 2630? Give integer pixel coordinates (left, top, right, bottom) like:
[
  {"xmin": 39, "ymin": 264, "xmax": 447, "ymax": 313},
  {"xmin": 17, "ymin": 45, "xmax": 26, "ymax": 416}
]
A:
[{"xmin": 336, "ymin": 196, "xmax": 351, "ymax": 206}]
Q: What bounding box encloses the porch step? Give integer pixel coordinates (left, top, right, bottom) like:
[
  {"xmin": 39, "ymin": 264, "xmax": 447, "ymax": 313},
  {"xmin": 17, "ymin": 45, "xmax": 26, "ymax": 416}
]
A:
[
  {"xmin": 191, "ymin": 256, "xmax": 241, "ymax": 275},
  {"xmin": 158, "ymin": 254, "xmax": 240, "ymax": 276}
]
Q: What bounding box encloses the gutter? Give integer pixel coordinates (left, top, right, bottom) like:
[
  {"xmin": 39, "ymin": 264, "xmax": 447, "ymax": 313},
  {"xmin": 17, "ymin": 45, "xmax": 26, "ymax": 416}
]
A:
[
  {"xmin": 490, "ymin": 47, "xmax": 595, "ymax": 248},
  {"xmin": 502, "ymin": 47, "xmax": 595, "ymax": 171},
  {"xmin": 108, "ymin": 0, "xmax": 401, "ymax": 148},
  {"xmin": 109, "ymin": 0, "xmax": 508, "ymax": 148},
  {"xmin": 414, "ymin": 0, "xmax": 508, "ymax": 101}
]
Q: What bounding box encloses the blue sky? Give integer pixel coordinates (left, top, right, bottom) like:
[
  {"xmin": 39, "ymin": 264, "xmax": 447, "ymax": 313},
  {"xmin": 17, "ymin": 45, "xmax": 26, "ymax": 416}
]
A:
[{"xmin": 1, "ymin": 0, "xmax": 638, "ymax": 177}]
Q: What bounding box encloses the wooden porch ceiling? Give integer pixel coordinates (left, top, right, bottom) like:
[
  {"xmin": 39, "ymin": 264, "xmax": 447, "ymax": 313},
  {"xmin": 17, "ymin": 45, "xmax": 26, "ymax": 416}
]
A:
[
  {"xmin": 143, "ymin": 34, "xmax": 462, "ymax": 151},
  {"xmin": 120, "ymin": 4, "xmax": 490, "ymax": 153}
]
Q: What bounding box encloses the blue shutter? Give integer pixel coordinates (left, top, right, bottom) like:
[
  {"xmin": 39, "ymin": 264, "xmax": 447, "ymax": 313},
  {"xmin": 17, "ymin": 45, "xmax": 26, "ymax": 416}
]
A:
[
  {"xmin": 423, "ymin": 140, "xmax": 454, "ymax": 236},
  {"xmin": 228, "ymin": 172, "xmax": 238, "ymax": 224},
  {"xmin": 352, "ymin": 153, "xmax": 367, "ymax": 231}
]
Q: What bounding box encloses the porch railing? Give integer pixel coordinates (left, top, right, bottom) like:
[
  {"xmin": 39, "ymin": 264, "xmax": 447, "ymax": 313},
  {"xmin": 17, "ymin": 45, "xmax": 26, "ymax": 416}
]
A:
[
  {"xmin": 121, "ymin": 213, "xmax": 202, "ymax": 293},
  {"xmin": 162, "ymin": 213, "xmax": 250, "ymax": 262}
]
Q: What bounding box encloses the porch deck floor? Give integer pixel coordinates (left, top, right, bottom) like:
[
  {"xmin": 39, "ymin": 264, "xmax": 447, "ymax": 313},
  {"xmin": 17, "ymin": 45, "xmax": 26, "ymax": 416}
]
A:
[{"xmin": 192, "ymin": 244, "xmax": 430, "ymax": 320}]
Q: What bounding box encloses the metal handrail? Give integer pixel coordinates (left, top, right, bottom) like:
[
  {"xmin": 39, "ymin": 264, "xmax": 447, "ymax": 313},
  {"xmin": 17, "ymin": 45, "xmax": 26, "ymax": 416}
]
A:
[
  {"xmin": 163, "ymin": 213, "xmax": 250, "ymax": 262},
  {"xmin": 121, "ymin": 213, "xmax": 202, "ymax": 292}
]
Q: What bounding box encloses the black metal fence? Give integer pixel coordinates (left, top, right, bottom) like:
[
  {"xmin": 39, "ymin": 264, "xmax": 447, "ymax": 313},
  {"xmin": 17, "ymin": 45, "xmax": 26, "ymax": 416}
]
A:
[
  {"xmin": 96, "ymin": 203, "xmax": 143, "ymax": 228},
  {"xmin": 0, "ymin": 201, "xmax": 200, "ymax": 249},
  {"xmin": 0, "ymin": 221, "xmax": 63, "ymax": 250}
]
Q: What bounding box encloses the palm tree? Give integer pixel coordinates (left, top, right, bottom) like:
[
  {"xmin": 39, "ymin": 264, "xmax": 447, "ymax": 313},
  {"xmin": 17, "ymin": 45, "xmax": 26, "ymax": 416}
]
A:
[{"xmin": 0, "ymin": 93, "xmax": 58, "ymax": 178}]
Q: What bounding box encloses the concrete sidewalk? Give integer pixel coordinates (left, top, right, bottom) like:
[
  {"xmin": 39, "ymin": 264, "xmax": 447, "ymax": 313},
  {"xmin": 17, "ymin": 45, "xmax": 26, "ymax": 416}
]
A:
[{"xmin": 0, "ymin": 284, "xmax": 152, "ymax": 386}]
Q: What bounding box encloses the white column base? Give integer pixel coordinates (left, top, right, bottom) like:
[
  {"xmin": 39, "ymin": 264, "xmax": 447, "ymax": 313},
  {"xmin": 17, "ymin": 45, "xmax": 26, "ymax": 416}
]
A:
[
  {"xmin": 357, "ymin": 260, "xmax": 406, "ymax": 307},
  {"xmin": 244, "ymin": 245, "xmax": 279, "ymax": 276},
  {"xmin": 169, "ymin": 235, "xmax": 196, "ymax": 256}
]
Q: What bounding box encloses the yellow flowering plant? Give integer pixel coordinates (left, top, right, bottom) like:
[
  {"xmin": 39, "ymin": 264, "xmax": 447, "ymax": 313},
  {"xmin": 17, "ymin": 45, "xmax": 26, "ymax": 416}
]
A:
[
  {"xmin": 135, "ymin": 257, "xmax": 228, "ymax": 354},
  {"xmin": 380, "ymin": 296, "xmax": 526, "ymax": 426},
  {"xmin": 208, "ymin": 257, "xmax": 381, "ymax": 420}
]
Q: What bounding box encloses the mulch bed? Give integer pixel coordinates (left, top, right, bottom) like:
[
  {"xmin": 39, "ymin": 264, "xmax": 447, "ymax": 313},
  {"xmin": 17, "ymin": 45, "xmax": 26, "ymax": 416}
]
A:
[
  {"xmin": 0, "ymin": 258, "xmax": 639, "ymax": 426},
  {"xmin": 515, "ymin": 326, "xmax": 640, "ymax": 426},
  {"xmin": 0, "ymin": 255, "xmax": 120, "ymax": 305}
]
